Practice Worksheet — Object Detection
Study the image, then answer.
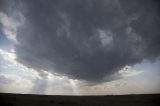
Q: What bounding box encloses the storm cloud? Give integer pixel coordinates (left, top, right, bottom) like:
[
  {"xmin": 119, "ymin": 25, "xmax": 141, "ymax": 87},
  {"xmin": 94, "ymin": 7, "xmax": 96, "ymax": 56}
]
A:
[{"xmin": 1, "ymin": 0, "xmax": 160, "ymax": 82}]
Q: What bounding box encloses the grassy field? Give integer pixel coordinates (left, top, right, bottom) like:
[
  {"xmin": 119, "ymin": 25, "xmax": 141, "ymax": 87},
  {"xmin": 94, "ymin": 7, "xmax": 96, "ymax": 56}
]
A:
[{"xmin": 0, "ymin": 93, "xmax": 160, "ymax": 106}]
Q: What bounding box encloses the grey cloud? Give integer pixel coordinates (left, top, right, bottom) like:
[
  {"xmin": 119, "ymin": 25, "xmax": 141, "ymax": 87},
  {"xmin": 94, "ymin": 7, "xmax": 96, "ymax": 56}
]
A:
[
  {"xmin": 0, "ymin": 75, "xmax": 14, "ymax": 84},
  {"xmin": 30, "ymin": 78, "xmax": 48, "ymax": 94},
  {"xmin": 1, "ymin": 0, "xmax": 160, "ymax": 82}
]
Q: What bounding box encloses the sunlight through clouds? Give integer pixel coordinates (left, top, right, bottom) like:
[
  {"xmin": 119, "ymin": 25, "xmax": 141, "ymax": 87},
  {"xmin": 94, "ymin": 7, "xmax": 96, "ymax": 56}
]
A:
[{"xmin": 0, "ymin": 0, "xmax": 160, "ymax": 95}]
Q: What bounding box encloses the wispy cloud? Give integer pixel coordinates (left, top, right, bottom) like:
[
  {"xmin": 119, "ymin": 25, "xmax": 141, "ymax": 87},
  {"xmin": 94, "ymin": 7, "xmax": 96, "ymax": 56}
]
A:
[
  {"xmin": 118, "ymin": 65, "xmax": 144, "ymax": 77},
  {"xmin": 0, "ymin": 11, "xmax": 24, "ymax": 42}
]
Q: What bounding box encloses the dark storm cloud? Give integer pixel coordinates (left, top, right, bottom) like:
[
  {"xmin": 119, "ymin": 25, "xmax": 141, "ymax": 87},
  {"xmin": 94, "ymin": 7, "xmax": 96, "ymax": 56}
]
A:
[{"xmin": 1, "ymin": 0, "xmax": 160, "ymax": 82}]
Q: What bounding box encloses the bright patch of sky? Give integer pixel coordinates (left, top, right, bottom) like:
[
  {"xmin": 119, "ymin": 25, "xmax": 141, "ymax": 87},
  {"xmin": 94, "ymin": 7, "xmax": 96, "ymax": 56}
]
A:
[{"xmin": 0, "ymin": 30, "xmax": 12, "ymax": 51}]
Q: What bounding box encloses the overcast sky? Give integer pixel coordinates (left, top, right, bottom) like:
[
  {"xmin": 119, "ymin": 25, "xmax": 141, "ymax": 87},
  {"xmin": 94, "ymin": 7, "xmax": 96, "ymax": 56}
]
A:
[{"xmin": 0, "ymin": 0, "xmax": 160, "ymax": 95}]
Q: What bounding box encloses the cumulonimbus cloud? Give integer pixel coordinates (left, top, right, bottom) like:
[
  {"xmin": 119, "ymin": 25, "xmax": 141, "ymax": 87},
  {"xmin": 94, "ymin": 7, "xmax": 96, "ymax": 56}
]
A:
[{"xmin": 1, "ymin": 0, "xmax": 160, "ymax": 82}]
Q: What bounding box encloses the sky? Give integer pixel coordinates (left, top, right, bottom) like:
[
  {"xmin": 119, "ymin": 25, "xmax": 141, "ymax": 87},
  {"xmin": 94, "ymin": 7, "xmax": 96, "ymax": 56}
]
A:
[{"xmin": 0, "ymin": 0, "xmax": 160, "ymax": 95}]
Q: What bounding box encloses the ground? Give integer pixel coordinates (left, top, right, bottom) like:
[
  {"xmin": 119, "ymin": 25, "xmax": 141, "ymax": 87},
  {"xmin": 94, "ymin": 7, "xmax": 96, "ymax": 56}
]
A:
[{"xmin": 0, "ymin": 93, "xmax": 160, "ymax": 106}]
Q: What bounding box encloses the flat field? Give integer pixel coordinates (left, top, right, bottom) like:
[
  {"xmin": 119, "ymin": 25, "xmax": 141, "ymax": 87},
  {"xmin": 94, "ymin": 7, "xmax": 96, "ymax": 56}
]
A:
[{"xmin": 0, "ymin": 93, "xmax": 160, "ymax": 106}]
